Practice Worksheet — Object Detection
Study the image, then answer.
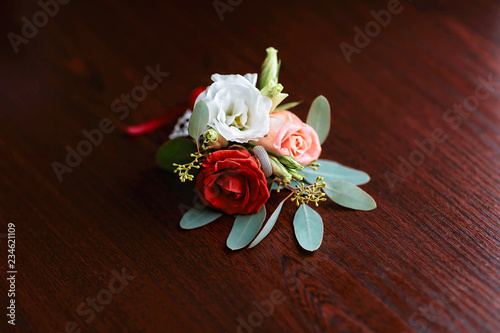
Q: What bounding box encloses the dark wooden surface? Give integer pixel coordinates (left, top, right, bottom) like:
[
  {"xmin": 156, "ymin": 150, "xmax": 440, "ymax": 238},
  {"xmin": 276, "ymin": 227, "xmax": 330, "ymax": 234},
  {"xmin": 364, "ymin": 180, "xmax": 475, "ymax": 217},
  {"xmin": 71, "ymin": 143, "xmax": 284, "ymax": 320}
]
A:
[{"xmin": 1, "ymin": 0, "xmax": 499, "ymax": 332}]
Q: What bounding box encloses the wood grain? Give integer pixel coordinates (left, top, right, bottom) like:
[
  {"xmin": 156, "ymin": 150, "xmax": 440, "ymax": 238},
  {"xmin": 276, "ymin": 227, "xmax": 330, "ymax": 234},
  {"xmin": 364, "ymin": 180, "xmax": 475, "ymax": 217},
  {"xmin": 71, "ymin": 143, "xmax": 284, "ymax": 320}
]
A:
[{"xmin": 0, "ymin": 0, "xmax": 499, "ymax": 332}]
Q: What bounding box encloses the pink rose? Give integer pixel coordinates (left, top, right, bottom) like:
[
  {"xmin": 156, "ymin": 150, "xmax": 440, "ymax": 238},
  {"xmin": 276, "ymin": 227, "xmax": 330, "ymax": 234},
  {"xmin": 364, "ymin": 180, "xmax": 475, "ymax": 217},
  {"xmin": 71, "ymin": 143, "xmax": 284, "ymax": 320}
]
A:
[{"xmin": 254, "ymin": 110, "xmax": 321, "ymax": 164}]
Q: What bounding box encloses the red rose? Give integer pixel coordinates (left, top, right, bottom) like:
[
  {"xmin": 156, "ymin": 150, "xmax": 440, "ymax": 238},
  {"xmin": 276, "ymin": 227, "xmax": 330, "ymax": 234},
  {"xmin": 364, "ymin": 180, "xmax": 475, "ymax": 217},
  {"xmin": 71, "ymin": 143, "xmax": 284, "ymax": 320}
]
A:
[{"xmin": 196, "ymin": 149, "xmax": 270, "ymax": 215}]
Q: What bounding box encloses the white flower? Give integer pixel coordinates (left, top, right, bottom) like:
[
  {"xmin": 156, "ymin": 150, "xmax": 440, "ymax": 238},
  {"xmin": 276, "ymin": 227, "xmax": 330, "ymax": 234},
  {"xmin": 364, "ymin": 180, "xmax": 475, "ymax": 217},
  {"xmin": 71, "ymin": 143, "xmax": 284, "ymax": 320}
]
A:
[{"xmin": 194, "ymin": 73, "xmax": 272, "ymax": 143}]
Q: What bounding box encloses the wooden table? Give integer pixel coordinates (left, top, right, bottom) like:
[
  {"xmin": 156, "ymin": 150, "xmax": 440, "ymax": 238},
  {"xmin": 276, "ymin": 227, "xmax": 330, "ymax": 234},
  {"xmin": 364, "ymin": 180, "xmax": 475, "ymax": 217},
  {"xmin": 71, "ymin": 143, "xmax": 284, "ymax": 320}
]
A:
[{"xmin": 1, "ymin": 0, "xmax": 499, "ymax": 332}]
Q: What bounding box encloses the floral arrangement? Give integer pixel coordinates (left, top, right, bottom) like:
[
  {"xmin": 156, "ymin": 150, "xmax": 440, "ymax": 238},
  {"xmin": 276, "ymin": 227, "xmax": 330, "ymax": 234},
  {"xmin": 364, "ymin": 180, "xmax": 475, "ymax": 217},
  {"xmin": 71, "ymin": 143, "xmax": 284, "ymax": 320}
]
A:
[{"xmin": 153, "ymin": 48, "xmax": 376, "ymax": 251}]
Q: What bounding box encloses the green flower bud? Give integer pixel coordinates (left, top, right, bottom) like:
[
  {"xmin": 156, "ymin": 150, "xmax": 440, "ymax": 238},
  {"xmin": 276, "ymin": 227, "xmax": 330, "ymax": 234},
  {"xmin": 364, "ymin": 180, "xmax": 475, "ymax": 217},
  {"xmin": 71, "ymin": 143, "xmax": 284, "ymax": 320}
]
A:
[
  {"xmin": 279, "ymin": 155, "xmax": 304, "ymax": 170},
  {"xmin": 259, "ymin": 47, "xmax": 279, "ymax": 90},
  {"xmin": 260, "ymin": 80, "xmax": 288, "ymax": 112},
  {"xmin": 269, "ymin": 156, "xmax": 292, "ymax": 183},
  {"xmin": 288, "ymin": 169, "xmax": 304, "ymax": 181},
  {"xmin": 202, "ymin": 129, "xmax": 228, "ymax": 150},
  {"xmin": 204, "ymin": 128, "xmax": 218, "ymax": 142}
]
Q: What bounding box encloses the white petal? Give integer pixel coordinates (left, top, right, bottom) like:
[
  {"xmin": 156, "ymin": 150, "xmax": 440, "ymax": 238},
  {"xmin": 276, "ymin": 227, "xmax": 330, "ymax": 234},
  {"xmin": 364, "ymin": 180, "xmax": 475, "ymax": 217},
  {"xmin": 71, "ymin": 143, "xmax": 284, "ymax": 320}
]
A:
[
  {"xmin": 243, "ymin": 73, "xmax": 258, "ymax": 86},
  {"xmin": 195, "ymin": 73, "xmax": 271, "ymax": 143}
]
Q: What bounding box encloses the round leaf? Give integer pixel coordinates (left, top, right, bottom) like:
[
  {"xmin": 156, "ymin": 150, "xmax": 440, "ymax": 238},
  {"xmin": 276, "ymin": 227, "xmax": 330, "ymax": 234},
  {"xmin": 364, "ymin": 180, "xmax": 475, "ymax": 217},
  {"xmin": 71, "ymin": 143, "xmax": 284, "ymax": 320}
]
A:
[
  {"xmin": 323, "ymin": 181, "xmax": 377, "ymax": 211},
  {"xmin": 306, "ymin": 95, "xmax": 331, "ymax": 144},
  {"xmin": 302, "ymin": 159, "xmax": 370, "ymax": 185},
  {"xmin": 155, "ymin": 138, "xmax": 197, "ymax": 171},
  {"xmin": 188, "ymin": 100, "xmax": 209, "ymax": 140},
  {"xmin": 180, "ymin": 205, "xmax": 223, "ymax": 229},
  {"xmin": 227, "ymin": 207, "xmax": 266, "ymax": 250},
  {"xmin": 293, "ymin": 204, "xmax": 323, "ymax": 251}
]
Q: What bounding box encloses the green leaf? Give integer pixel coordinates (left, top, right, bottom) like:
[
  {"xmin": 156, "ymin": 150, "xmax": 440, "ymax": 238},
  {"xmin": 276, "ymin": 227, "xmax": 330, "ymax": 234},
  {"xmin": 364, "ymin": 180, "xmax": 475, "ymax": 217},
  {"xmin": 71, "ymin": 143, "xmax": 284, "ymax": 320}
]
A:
[
  {"xmin": 156, "ymin": 138, "xmax": 197, "ymax": 171},
  {"xmin": 274, "ymin": 101, "xmax": 302, "ymax": 111},
  {"xmin": 249, "ymin": 200, "xmax": 285, "ymax": 248},
  {"xmin": 180, "ymin": 205, "xmax": 223, "ymax": 229},
  {"xmin": 306, "ymin": 95, "xmax": 331, "ymax": 144},
  {"xmin": 293, "ymin": 204, "xmax": 323, "ymax": 251},
  {"xmin": 323, "ymin": 181, "xmax": 377, "ymax": 211},
  {"xmin": 302, "ymin": 159, "xmax": 370, "ymax": 185},
  {"xmin": 227, "ymin": 206, "xmax": 266, "ymax": 250},
  {"xmin": 188, "ymin": 100, "xmax": 209, "ymax": 140}
]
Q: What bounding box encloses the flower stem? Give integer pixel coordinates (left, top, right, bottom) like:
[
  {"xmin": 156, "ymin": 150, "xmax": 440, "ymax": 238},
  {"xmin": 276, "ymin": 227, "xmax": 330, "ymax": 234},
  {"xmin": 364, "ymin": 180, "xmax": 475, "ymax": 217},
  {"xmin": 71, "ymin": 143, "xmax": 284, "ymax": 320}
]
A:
[{"xmin": 246, "ymin": 141, "xmax": 280, "ymax": 157}]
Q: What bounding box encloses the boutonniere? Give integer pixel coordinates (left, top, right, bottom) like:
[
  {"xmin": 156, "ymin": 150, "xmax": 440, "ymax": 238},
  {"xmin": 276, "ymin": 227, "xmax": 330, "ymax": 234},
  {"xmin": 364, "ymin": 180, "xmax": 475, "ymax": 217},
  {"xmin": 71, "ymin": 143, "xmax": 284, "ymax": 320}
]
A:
[{"xmin": 131, "ymin": 47, "xmax": 376, "ymax": 251}]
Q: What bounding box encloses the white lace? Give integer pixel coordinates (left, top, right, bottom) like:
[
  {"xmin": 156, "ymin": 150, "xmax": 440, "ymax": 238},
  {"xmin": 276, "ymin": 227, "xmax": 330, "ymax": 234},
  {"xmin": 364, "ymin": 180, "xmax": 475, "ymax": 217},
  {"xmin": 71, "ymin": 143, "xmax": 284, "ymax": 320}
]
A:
[{"xmin": 169, "ymin": 109, "xmax": 192, "ymax": 140}]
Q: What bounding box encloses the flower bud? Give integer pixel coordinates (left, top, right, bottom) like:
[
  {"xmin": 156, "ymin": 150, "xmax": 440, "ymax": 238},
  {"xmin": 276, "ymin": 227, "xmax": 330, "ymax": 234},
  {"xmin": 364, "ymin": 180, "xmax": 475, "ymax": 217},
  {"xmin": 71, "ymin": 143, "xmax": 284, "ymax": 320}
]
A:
[
  {"xmin": 202, "ymin": 129, "xmax": 228, "ymax": 150},
  {"xmin": 269, "ymin": 156, "xmax": 292, "ymax": 183},
  {"xmin": 260, "ymin": 81, "xmax": 288, "ymax": 112},
  {"xmin": 288, "ymin": 169, "xmax": 304, "ymax": 181},
  {"xmin": 279, "ymin": 155, "xmax": 304, "ymax": 170},
  {"xmin": 259, "ymin": 47, "xmax": 279, "ymax": 90}
]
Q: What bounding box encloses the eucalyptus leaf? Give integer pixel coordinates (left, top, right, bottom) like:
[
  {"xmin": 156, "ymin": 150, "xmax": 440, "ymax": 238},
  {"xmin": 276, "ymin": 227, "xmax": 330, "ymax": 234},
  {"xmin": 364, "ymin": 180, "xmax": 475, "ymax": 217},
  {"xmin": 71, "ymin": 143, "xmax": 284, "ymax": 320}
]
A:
[
  {"xmin": 293, "ymin": 204, "xmax": 324, "ymax": 251},
  {"xmin": 180, "ymin": 205, "xmax": 223, "ymax": 229},
  {"xmin": 302, "ymin": 159, "xmax": 370, "ymax": 185},
  {"xmin": 274, "ymin": 101, "xmax": 302, "ymax": 111},
  {"xmin": 188, "ymin": 100, "xmax": 209, "ymax": 140},
  {"xmin": 323, "ymin": 181, "xmax": 377, "ymax": 211},
  {"xmin": 249, "ymin": 200, "xmax": 285, "ymax": 248},
  {"xmin": 156, "ymin": 138, "xmax": 197, "ymax": 171},
  {"xmin": 306, "ymin": 95, "xmax": 331, "ymax": 144},
  {"xmin": 227, "ymin": 206, "xmax": 266, "ymax": 250}
]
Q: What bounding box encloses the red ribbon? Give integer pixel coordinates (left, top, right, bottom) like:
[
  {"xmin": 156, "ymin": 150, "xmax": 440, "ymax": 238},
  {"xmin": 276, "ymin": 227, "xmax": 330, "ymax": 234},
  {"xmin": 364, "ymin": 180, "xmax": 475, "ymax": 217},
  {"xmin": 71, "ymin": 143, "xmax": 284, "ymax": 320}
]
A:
[
  {"xmin": 125, "ymin": 86, "xmax": 206, "ymax": 136},
  {"xmin": 125, "ymin": 106, "xmax": 188, "ymax": 135}
]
